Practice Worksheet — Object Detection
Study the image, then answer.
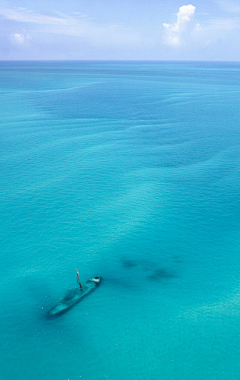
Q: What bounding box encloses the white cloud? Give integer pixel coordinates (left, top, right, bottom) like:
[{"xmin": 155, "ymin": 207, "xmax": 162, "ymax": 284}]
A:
[
  {"xmin": 13, "ymin": 33, "xmax": 24, "ymax": 44},
  {"xmin": 163, "ymin": 4, "xmax": 197, "ymax": 47},
  {"xmin": 9, "ymin": 28, "xmax": 31, "ymax": 46}
]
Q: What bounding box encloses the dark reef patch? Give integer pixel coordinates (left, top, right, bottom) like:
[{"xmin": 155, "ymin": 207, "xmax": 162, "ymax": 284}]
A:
[
  {"xmin": 147, "ymin": 268, "xmax": 176, "ymax": 281},
  {"xmin": 121, "ymin": 258, "xmax": 138, "ymax": 268}
]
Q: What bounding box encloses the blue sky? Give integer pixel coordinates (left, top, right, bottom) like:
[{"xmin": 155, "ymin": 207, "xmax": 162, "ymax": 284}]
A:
[{"xmin": 0, "ymin": 0, "xmax": 240, "ymax": 60}]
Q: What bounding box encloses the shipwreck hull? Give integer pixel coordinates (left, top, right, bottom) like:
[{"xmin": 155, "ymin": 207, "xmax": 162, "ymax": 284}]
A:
[{"xmin": 47, "ymin": 276, "xmax": 101, "ymax": 317}]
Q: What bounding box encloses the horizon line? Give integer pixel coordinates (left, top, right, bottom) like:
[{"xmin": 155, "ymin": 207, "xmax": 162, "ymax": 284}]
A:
[{"xmin": 1, "ymin": 59, "xmax": 240, "ymax": 63}]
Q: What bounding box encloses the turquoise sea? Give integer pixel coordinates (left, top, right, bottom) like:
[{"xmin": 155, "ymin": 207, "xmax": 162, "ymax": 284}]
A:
[{"xmin": 1, "ymin": 61, "xmax": 240, "ymax": 380}]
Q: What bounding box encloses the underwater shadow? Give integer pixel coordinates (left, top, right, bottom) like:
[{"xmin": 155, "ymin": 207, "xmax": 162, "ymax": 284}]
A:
[
  {"xmin": 121, "ymin": 258, "xmax": 139, "ymax": 269},
  {"xmin": 147, "ymin": 268, "xmax": 177, "ymax": 281}
]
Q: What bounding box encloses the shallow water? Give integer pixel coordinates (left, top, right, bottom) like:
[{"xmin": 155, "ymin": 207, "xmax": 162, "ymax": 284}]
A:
[{"xmin": 1, "ymin": 61, "xmax": 240, "ymax": 379}]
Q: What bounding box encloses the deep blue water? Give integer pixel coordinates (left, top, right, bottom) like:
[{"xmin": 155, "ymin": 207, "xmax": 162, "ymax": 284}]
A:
[{"xmin": 1, "ymin": 61, "xmax": 240, "ymax": 379}]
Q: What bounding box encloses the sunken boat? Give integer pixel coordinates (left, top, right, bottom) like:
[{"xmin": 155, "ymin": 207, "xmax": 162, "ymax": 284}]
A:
[{"xmin": 47, "ymin": 276, "xmax": 101, "ymax": 317}]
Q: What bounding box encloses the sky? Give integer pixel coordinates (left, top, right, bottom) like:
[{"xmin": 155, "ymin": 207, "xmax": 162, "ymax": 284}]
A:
[{"xmin": 0, "ymin": 0, "xmax": 240, "ymax": 60}]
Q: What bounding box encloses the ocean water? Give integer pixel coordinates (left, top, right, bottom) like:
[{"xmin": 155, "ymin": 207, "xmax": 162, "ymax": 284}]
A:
[{"xmin": 1, "ymin": 61, "xmax": 240, "ymax": 380}]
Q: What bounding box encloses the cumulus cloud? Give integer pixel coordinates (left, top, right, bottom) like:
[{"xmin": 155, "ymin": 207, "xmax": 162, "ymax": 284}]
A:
[
  {"xmin": 13, "ymin": 33, "xmax": 25, "ymax": 43},
  {"xmin": 163, "ymin": 4, "xmax": 197, "ymax": 47},
  {"xmin": 9, "ymin": 29, "xmax": 31, "ymax": 46},
  {"xmin": 162, "ymin": 3, "xmax": 240, "ymax": 53}
]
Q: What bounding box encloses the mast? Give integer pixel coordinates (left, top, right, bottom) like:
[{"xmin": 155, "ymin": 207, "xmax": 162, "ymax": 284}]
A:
[{"xmin": 75, "ymin": 268, "xmax": 82, "ymax": 291}]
